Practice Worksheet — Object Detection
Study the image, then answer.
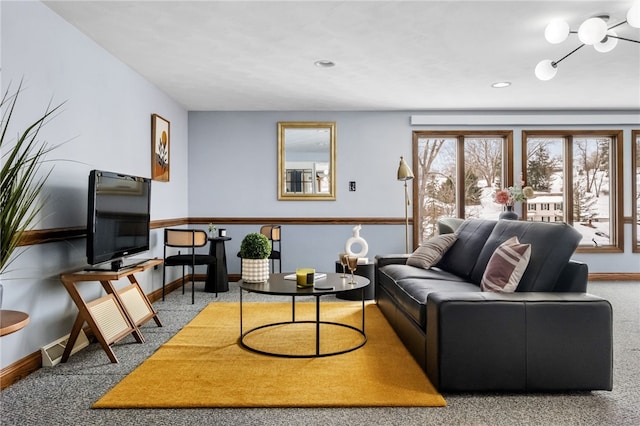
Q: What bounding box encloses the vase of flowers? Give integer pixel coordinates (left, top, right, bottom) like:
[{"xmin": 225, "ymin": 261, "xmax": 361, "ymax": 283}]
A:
[
  {"xmin": 494, "ymin": 184, "xmax": 535, "ymax": 220},
  {"xmin": 207, "ymin": 223, "xmax": 216, "ymax": 238}
]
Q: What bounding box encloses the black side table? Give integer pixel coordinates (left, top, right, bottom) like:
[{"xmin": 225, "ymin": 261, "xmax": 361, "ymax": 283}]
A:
[
  {"xmin": 335, "ymin": 261, "xmax": 375, "ymax": 300},
  {"xmin": 205, "ymin": 237, "xmax": 231, "ymax": 293}
]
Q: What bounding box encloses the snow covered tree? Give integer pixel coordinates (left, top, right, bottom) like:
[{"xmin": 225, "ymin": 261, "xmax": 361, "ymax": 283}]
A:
[
  {"xmin": 527, "ymin": 144, "xmax": 556, "ymax": 191},
  {"xmin": 573, "ymin": 178, "xmax": 598, "ymax": 223}
]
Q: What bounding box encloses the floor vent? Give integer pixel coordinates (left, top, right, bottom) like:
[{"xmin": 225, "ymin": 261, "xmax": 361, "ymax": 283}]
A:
[{"xmin": 41, "ymin": 330, "xmax": 90, "ymax": 367}]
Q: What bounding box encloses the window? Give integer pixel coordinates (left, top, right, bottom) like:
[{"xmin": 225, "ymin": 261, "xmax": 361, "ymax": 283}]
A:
[
  {"xmin": 285, "ymin": 168, "xmax": 313, "ymax": 194},
  {"xmin": 633, "ymin": 130, "xmax": 640, "ymax": 253},
  {"xmin": 523, "ymin": 131, "xmax": 623, "ymax": 252},
  {"xmin": 412, "ymin": 131, "xmax": 513, "ymax": 245}
]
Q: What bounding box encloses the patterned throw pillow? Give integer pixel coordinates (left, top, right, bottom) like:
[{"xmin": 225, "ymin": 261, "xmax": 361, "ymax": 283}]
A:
[
  {"xmin": 481, "ymin": 236, "xmax": 531, "ymax": 293},
  {"xmin": 406, "ymin": 234, "xmax": 457, "ymax": 269}
]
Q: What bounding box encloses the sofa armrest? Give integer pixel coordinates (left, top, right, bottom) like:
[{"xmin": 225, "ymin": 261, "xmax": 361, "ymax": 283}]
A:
[
  {"xmin": 375, "ymin": 254, "xmax": 409, "ymax": 268},
  {"xmin": 375, "ymin": 255, "xmax": 410, "ymax": 293},
  {"xmin": 426, "ymin": 292, "xmax": 612, "ymax": 392},
  {"xmin": 553, "ymin": 260, "xmax": 588, "ymax": 292},
  {"xmin": 437, "ymin": 217, "xmax": 464, "ymax": 234}
]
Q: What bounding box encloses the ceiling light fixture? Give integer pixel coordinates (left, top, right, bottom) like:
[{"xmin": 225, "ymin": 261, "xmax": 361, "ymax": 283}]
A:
[
  {"xmin": 492, "ymin": 82, "xmax": 511, "ymax": 88},
  {"xmin": 314, "ymin": 60, "xmax": 335, "ymax": 68},
  {"xmin": 535, "ymin": 5, "xmax": 640, "ymax": 81}
]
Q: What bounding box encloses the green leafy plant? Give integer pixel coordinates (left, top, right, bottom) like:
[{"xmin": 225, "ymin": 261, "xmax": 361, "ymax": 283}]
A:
[
  {"xmin": 1, "ymin": 82, "xmax": 62, "ymax": 273},
  {"xmin": 239, "ymin": 233, "xmax": 271, "ymax": 259}
]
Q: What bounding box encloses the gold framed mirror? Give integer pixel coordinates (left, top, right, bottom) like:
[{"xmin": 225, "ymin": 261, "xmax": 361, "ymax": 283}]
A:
[{"xmin": 277, "ymin": 121, "xmax": 336, "ymax": 200}]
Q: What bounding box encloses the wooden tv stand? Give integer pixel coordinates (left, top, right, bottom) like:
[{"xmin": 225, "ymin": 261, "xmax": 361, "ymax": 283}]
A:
[{"xmin": 59, "ymin": 259, "xmax": 163, "ymax": 363}]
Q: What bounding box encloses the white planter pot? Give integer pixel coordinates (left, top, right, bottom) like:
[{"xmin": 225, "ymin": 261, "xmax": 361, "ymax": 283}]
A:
[{"xmin": 241, "ymin": 258, "xmax": 270, "ymax": 283}]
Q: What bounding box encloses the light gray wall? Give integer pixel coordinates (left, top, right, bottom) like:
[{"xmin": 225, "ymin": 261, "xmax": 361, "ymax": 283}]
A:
[
  {"xmin": 188, "ymin": 111, "xmax": 411, "ymax": 218},
  {"xmin": 187, "ymin": 111, "xmax": 415, "ymax": 275},
  {"xmin": 1, "ymin": 1, "xmax": 188, "ymax": 368},
  {"xmin": 188, "ymin": 112, "xmax": 640, "ymax": 275}
]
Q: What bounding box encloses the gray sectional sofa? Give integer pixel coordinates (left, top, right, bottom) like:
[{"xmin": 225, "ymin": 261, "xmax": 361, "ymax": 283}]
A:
[{"xmin": 375, "ymin": 218, "xmax": 613, "ymax": 392}]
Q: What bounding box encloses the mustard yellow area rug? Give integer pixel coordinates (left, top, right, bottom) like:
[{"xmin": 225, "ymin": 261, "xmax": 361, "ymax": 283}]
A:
[{"xmin": 93, "ymin": 302, "xmax": 446, "ymax": 408}]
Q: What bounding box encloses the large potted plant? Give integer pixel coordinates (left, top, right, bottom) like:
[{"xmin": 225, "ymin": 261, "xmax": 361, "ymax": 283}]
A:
[
  {"xmin": 240, "ymin": 232, "xmax": 271, "ymax": 283},
  {"xmin": 1, "ymin": 82, "xmax": 61, "ymax": 306}
]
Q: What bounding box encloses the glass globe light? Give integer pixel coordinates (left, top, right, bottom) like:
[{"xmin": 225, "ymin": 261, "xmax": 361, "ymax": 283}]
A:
[
  {"xmin": 628, "ymin": 3, "xmax": 640, "ymax": 28},
  {"xmin": 545, "ymin": 19, "xmax": 570, "ymax": 44},
  {"xmin": 594, "ymin": 30, "xmax": 618, "ymax": 53},
  {"xmin": 578, "ymin": 17, "xmax": 608, "ymax": 45},
  {"xmin": 535, "ymin": 59, "xmax": 558, "ymax": 81}
]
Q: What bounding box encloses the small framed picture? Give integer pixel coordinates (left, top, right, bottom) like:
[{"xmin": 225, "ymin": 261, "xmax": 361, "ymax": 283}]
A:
[{"xmin": 151, "ymin": 113, "xmax": 170, "ymax": 181}]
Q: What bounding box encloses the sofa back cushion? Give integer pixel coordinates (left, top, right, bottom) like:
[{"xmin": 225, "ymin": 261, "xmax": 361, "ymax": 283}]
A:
[
  {"xmin": 469, "ymin": 220, "xmax": 581, "ymax": 292},
  {"xmin": 436, "ymin": 219, "xmax": 498, "ymax": 280}
]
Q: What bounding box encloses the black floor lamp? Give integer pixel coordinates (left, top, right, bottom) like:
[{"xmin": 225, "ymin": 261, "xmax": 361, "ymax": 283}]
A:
[{"xmin": 397, "ymin": 156, "xmax": 414, "ymax": 253}]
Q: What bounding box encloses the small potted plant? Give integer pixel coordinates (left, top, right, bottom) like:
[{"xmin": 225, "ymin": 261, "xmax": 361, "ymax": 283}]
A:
[
  {"xmin": 207, "ymin": 223, "xmax": 216, "ymax": 238},
  {"xmin": 239, "ymin": 233, "xmax": 271, "ymax": 283}
]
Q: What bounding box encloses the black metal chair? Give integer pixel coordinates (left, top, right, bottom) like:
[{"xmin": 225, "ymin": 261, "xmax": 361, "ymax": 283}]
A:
[
  {"xmin": 162, "ymin": 229, "xmax": 216, "ymax": 304},
  {"xmin": 260, "ymin": 225, "xmax": 281, "ymax": 273}
]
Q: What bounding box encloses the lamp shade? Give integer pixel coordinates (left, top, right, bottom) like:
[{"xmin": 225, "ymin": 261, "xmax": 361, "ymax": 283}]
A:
[
  {"xmin": 594, "ymin": 30, "xmax": 618, "ymax": 53},
  {"xmin": 545, "ymin": 19, "xmax": 570, "ymax": 44},
  {"xmin": 397, "ymin": 156, "xmax": 414, "ymax": 181},
  {"xmin": 578, "ymin": 17, "xmax": 607, "ymax": 45},
  {"xmin": 535, "ymin": 59, "xmax": 558, "ymax": 80},
  {"xmin": 628, "ymin": 3, "xmax": 640, "ymax": 28}
]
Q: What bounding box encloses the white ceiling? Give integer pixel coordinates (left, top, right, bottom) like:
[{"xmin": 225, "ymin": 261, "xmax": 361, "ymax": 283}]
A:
[{"xmin": 44, "ymin": 0, "xmax": 640, "ymax": 111}]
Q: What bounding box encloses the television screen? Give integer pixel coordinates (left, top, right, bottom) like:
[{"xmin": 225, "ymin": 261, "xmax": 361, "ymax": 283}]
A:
[{"xmin": 86, "ymin": 170, "xmax": 151, "ymax": 270}]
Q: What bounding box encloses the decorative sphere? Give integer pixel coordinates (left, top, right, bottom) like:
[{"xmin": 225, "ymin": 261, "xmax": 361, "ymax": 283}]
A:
[
  {"xmin": 627, "ymin": 4, "xmax": 640, "ymax": 28},
  {"xmin": 545, "ymin": 19, "xmax": 570, "ymax": 44},
  {"xmin": 578, "ymin": 17, "xmax": 608, "ymax": 45},
  {"xmin": 594, "ymin": 30, "xmax": 618, "ymax": 53},
  {"xmin": 535, "ymin": 59, "xmax": 557, "ymax": 81}
]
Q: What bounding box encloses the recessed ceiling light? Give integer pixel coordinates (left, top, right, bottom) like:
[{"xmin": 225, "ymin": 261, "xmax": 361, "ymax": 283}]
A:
[
  {"xmin": 314, "ymin": 60, "xmax": 335, "ymax": 68},
  {"xmin": 492, "ymin": 81, "xmax": 511, "ymax": 88}
]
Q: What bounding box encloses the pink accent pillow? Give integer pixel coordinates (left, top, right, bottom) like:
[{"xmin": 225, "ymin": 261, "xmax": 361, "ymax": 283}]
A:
[{"xmin": 481, "ymin": 236, "xmax": 531, "ymax": 293}]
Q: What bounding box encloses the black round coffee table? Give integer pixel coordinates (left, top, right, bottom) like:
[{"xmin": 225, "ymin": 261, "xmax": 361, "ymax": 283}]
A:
[{"xmin": 238, "ymin": 272, "xmax": 370, "ymax": 358}]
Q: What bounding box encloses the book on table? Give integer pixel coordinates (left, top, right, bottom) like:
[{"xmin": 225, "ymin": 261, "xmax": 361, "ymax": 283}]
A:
[{"xmin": 284, "ymin": 273, "xmax": 327, "ymax": 281}]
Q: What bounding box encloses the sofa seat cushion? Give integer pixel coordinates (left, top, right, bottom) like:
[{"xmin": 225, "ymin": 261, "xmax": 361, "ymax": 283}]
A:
[
  {"xmin": 380, "ymin": 264, "xmax": 468, "ymax": 282},
  {"xmin": 379, "ymin": 265, "xmax": 479, "ymax": 329}
]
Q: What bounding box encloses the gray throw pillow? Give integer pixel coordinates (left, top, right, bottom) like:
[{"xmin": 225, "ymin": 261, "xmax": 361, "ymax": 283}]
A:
[{"xmin": 406, "ymin": 234, "xmax": 457, "ymax": 269}]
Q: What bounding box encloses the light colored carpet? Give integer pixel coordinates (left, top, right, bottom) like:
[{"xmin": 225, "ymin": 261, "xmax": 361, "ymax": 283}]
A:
[{"xmin": 93, "ymin": 302, "xmax": 446, "ymax": 408}]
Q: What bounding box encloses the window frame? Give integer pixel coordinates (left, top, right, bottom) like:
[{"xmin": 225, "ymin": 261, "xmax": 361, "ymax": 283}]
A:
[
  {"xmin": 522, "ymin": 130, "xmax": 623, "ymax": 254},
  {"xmin": 412, "ymin": 130, "xmax": 513, "ymax": 249},
  {"xmin": 633, "ymin": 130, "xmax": 640, "ymax": 253}
]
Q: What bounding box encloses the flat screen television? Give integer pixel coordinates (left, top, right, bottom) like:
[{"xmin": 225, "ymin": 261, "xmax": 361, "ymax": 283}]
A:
[{"xmin": 86, "ymin": 170, "xmax": 151, "ymax": 271}]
